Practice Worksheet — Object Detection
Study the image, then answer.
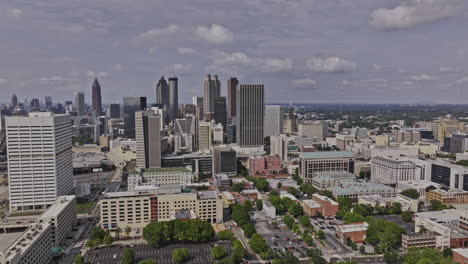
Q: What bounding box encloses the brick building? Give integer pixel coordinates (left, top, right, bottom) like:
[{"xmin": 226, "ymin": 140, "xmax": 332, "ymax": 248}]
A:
[
  {"xmin": 248, "ymin": 155, "xmax": 282, "ymax": 176},
  {"xmin": 336, "ymin": 222, "xmax": 368, "ymax": 243}
]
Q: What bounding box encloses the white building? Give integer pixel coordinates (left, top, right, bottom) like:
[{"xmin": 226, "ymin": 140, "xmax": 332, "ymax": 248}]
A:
[
  {"xmin": 298, "ymin": 121, "xmax": 328, "ymax": 140},
  {"xmin": 262, "ymin": 199, "xmax": 276, "ymax": 218},
  {"xmin": 127, "ymin": 167, "xmax": 193, "ymax": 191},
  {"xmin": 370, "ymin": 147, "xmax": 419, "ymax": 159},
  {"xmin": 213, "ymin": 123, "xmax": 224, "ymax": 144},
  {"xmin": 371, "ymin": 156, "xmax": 417, "ymax": 184},
  {"xmin": 6, "ymin": 113, "xmax": 73, "ymax": 211},
  {"xmin": 270, "ymin": 134, "xmax": 289, "ymax": 162},
  {"xmin": 397, "ymin": 180, "xmax": 440, "ymax": 199},
  {"xmin": 264, "ymin": 105, "xmax": 286, "ymax": 137},
  {"xmin": 174, "ymin": 134, "xmax": 194, "ymax": 153}
]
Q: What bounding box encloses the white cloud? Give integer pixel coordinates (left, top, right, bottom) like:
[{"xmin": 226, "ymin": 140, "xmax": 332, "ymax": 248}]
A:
[
  {"xmin": 7, "ymin": 8, "xmax": 22, "ymax": 19},
  {"xmin": 369, "ymin": 0, "xmax": 463, "ymax": 30},
  {"xmin": 138, "ymin": 24, "xmax": 179, "ymax": 41},
  {"xmin": 177, "ymin": 47, "xmax": 198, "ymax": 55},
  {"xmin": 166, "ymin": 64, "xmax": 192, "ymax": 75},
  {"xmin": 0, "ymin": 78, "xmax": 8, "ymax": 84},
  {"xmin": 371, "ymin": 64, "xmax": 383, "ymax": 72},
  {"xmin": 87, "ymin": 71, "xmax": 109, "ymax": 78},
  {"xmin": 456, "ymin": 77, "xmax": 468, "ymax": 84},
  {"xmin": 292, "ymin": 78, "xmax": 317, "ymax": 88},
  {"xmin": 306, "ymin": 57, "xmax": 357, "ymax": 73},
  {"xmin": 39, "ymin": 76, "xmax": 65, "ymax": 82},
  {"xmin": 195, "ymin": 24, "xmax": 233, "ymax": 44},
  {"xmin": 410, "ymin": 74, "xmax": 439, "ymax": 81},
  {"xmin": 113, "ymin": 64, "xmax": 123, "ymax": 71},
  {"xmin": 439, "ymin": 66, "xmax": 460, "ymax": 73},
  {"xmin": 209, "ymin": 51, "xmax": 292, "ymax": 73}
]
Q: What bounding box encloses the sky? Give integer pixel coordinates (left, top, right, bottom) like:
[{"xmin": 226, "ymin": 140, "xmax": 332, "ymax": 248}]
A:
[{"xmin": 1, "ymin": 0, "xmax": 468, "ymax": 105}]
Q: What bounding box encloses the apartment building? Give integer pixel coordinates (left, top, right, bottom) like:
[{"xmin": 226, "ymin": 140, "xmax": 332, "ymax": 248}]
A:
[{"xmin": 127, "ymin": 167, "xmax": 193, "ymax": 191}]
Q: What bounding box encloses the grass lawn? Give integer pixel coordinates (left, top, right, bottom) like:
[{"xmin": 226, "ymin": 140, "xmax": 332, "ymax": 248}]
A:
[{"xmin": 77, "ymin": 201, "xmax": 96, "ymax": 214}]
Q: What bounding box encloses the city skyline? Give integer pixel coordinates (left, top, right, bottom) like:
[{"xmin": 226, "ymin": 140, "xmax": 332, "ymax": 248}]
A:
[{"xmin": 1, "ymin": 0, "xmax": 468, "ymax": 104}]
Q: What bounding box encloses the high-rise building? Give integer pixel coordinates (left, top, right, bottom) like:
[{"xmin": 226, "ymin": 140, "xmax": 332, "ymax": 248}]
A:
[
  {"xmin": 11, "ymin": 93, "xmax": 18, "ymax": 108},
  {"xmin": 155, "ymin": 76, "xmax": 169, "ymax": 109},
  {"xmin": 213, "ymin": 123, "xmax": 224, "ymax": 144},
  {"xmin": 168, "ymin": 77, "xmax": 178, "ymax": 122},
  {"xmin": 227, "ymin": 77, "xmax": 238, "ymax": 119},
  {"xmin": 264, "ymin": 105, "xmax": 286, "ymax": 137},
  {"xmin": 212, "ymin": 146, "xmax": 237, "ymax": 175},
  {"xmin": 236, "ymin": 84, "xmax": 264, "ymax": 147},
  {"xmin": 109, "ymin": 103, "xmax": 121, "ymax": 119},
  {"xmin": 214, "ymin": 96, "xmax": 227, "ymax": 129},
  {"xmin": 227, "ymin": 124, "xmax": 236, "ymax": 144},
  {"xmin": 123, "ymin": 97, "xmax": 147, "ymax": 138},
  {"xmin": 299, "ymin": 121, "xmax": 329, "ymax": 139},
  {"xmin": 198, "ymin": 121, "xmax": 212, "ymax": 150},
  {"xmin": 203, "ymin": 75, "xmax": 221, "ymax": 120},
  {"xmin": 135, "ymin": 110, "xmax": 161, "ymax": 169},
  {"xmin": 29, "ymin": 98, "xmax": 40, "ymax": 111},
  {"xmin": 6, "ymin": 112, "xmax": 73, "ymax": 211},
  {"xmin": 92, "ymin": 78, "xmax": 102, "ymax": 114},
  {"xmin": 74, "ymin": 92, "xmax": 85, "ymax": 116},
  {"xmin": 45, "ymin": 96, "xmax": 53, "ymax": 109},
  {"xmin": 193, "ymin": 96, "xmax": 204, "ymax": 121}
]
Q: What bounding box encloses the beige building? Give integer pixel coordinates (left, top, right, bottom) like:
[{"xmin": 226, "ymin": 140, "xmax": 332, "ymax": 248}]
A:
[
  {"xmin": 127, "ymin": 167, "xmax": 193, "ymax": 191},
  {"xmin": 375, "ymin": 135, "xmax": 389, "ymax": 147},
  {"xmin": 198, "ymin": 121, "xmax": 212, "ymax": 150}
]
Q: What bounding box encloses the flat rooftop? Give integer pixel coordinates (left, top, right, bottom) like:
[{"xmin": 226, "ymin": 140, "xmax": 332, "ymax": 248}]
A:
[
  {"xmin": 198, "ymin": 191, "xmax": 218, "ymax": 200},
  {"xmin": 303, "ymin": 199, "xmax": 320, "ymax": 208},
  {"xmin": 415, "ymin": 209, "xmax": 464, "ymax": 222},
  {"xmin": 337, "ymin": 222, "xmax": 368, "ymax": 233},
  {"xmin": 452, "ymin": 248, "xmax": 468, "ymax": 258},
  {"xmin": 0, "ymin": 232, "xmax": 23, "ymax": 252},
  {"xmin": 143, "ymin": 167, "xmax": 191, "ymax": 173},
  {"xmin": 301, "ymin": 151, "xmax": 354, "ymax": 159},
  {"xmin": 313, "ymin": 193, "xmax": 339, "ymax": 205},
  {"xmin": 40, "ymin": 195, "xmax": 76, "ymax": 219}
]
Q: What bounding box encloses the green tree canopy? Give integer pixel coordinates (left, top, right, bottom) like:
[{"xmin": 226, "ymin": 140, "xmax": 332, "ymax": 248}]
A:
[
  {"xmin": 288, "ymin": 203, "xmax": 304, "ymax": 218},
  {"xmin": 299, "ymin": 183, "xmax": 317, "ymax": 196},
  {"xmin": 400, "ymin": 189, "xmax": 420, "ymax": 199},
  {"xmin": 90, "ymin": 227, "xmax": 106, "ymax": 240},
  {"xmin": 103, "ymin": 234, "xmax": 114, "ymax": 246},
  {"xmin": 282, "ymin": 215, "xmax": 295, "ymax": 229},
  {"xmin": 242, "ymin": 223, "xmax": 256, "ymax": 238},
  {"xmin": 122, "ymin": 248, "xmax": 135, "ymax": 264},
  {"xmin": 172, "ymin": 248, "xmax": 189, "ymax": 263},
  {"xmin": 74, "ymin": 255, "xmax": 85, "ymax": 264},
  {"xmin": 249, "ymin": 233, "xmax": 267, "ymax": 253},
  {"xmin": 402, "ymin": 247, "xmax": 454, "ymax": 264},
  {"xmin": 343, "ymin": 211, "xmax": 365, "ymax": 224},
  {"xmin": 143, "ymin": 219, "xmax": 215, "ymax": 247},
  {"xmin": 244, "ymin": 200, "xmax": 252, "ymax": 211},
  {"xmin": 365, "ymin": 218, "xmax": 406, "ymax": 250},
  {"xmin": 299, "ymin": 215, "xmax": 311, "ymax": 228},
  {"xmin": 256, "ymin": 199, "xmax": 263, "ymax": 211},
  {"xmin": 218, "ymin": 230, "xmax": 234, "ymax": 241},
  {"xmin": 138, "ymin": 260, "xmax": 157, "ymax": 264},
  {"xmin": 232, "ymin": 183, "xmax": 244, "ymax": 192},
  {"xmin": 211, "ymin": 246, "xmax": 225, "ymax": 259},
  {"xmin": 287, "ymin": 187, "xmax": 301, "ymax": 197}
]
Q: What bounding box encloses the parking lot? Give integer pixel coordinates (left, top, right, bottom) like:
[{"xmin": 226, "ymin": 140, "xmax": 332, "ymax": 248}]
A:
[
  {"xmin": 374, "ymin": 215, "xmax": 414, "ymax": 233},
  {"xmin": 85, "ymin": 241, "xmax": 232, "ymax": 264},
  {"xmin": 255, "ymin": 221, "xmax": 307, "ymax": 258}
]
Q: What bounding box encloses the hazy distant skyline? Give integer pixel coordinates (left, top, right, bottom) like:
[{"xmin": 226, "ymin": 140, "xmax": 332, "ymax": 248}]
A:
[{"xmin": 1, "ymin": 0, "xmax": 468, "ymax": 104}]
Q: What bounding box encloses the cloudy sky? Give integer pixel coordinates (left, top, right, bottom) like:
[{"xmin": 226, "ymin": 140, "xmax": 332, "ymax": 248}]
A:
[{"xmin": 1, "ymin": 0, "xmax": 468, "ymax": 104}]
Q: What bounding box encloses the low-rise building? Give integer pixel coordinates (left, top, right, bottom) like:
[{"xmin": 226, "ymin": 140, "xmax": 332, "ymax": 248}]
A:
[
  {"xmin": 401, "ymin": 232, "xmax": 437, "ymax": 249},
  {"xmin": 300, "ymin": 151, "xmax": 355, "ymax": 183},
  {"xmin": 127, "ymin": 167, "xmax": 193, "ymax": 191},
  {"xmin": 221, "ymin": 192, "xmax": 235, "ymax": 207},
  {"xmin": 336, "ymin": 222, "xmax": 368, "ymax": 243},
  {"xmin": 329, "ymin": 182, "xmax": 397, "ymax": 202},
  {"xmin": 311, "ymin": 172, "xmax": 355, "ymax": 190},
  {"xmin": 262, "ymin": 200, "xmax": 276, "ymax": 218},
  {"xmin": 397, "ymin": 180, "xmax": 441, "ymax": 200},
  {"xmin": 453, "ymin": 248, "xmax": 468, "ymax": 264},
  {"xmin": 213, "ymin": 174, "xmax": 232, "ymax": 188},
  {"xmin": 426, "ymin": 188, "xmax": 468, "ymax": 205},
  {"xmin": 248, "ymin": 155, "xmax": 282, "ymax": 176}
]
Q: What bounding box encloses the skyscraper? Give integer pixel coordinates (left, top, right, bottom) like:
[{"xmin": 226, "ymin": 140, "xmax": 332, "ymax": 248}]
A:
[
  {"xmin": 123, "ymin": 97, "xmax": 147, "ymax": 138},
  {"xmin": 6, "ymin": 112, "xmax": 73, "ymax": 211},
  {"xmin": 92, "ymin": 78, "xmax": 102, "ymax": 114},
  {"xmin": 236, "ymin": 84, "xmax": 264, "ymax": 147},
  {"xmin": 29, "ymin": 98, "xmax": 40, "ymax": 111},
  {"xmin": 193, "ymin": 96, "xmax": 204, "ymax": 121},
  {"xmin": 45, "ymin": 96, "xmax": 53, "ymax": 109},
  {"xmin": 11, "ymin": 93, "xmax": 18, "ymax": 108},
  {"xmin": 156, "ymin": 76, "xmax": 169, "ymax": 108},
  {"xmin": 214, "ymin": 96, "xmax": 227, "ymax": 129},
  {"xmin": 135, "ymin": 110, "xmax": 161, "ymax": 169},
  {"xmin": 203, "ymin": 74, "xmax": 221, "ymax": 120},
  {"xmin": 168, "ymin": 77, "xmax": 178, "ymax": 122},
  {"xmin": 109, "ymin": 103, "xmax": 121, "ymax": 119},
  {"xmin": 198, "ymin": 121, "xmax": 212, "ymax": 150},
  {"xmin": 227, "ymin": 77, "xmax": 238, "ymax": 119},
  {"xmin": 264, "ymin": 105, "xmax": 287, "ymax": 137},
  {"xmin": 74, "ymin": 92, "xmax": 85, "ymax": 116}
]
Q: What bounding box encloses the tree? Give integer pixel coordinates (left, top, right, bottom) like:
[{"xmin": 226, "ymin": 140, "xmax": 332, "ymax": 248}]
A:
[
  {"xmin": 115, "ymin": 226, "xmax": 122, "ymax": 238},
  {"xmin": 288, "ymin": 203, "xmax": 304, "ymax": 218},
  {"xmin": 243, "ymin": 223, "xmax": 256, "ymax": 238},
  {"xmin": 138, "ymin": 260, "xmax": 156, "ymax": 264},
  {"xmin": 172, "ymin": 248, "xmax": 189, "ymax": 263},
  {"xmin": 211, "ymin": 246, "xmax": 226, "ymax": 259},
  {"xmin": 256, "ymin": 200, "xmax": 263, "ymax": 211},
  {"xmin": 103, "ymin": 234, "xmax": 114, "ymax": 246},
  {"xmin": 277, "ymin": 182, "xmax": 282, "ymax": 189},
  {"xmin": 282, "ymin": 215, "xmax": 295, "ymax": 229},
  {"xmin": 85, "ymin": 239, "xmax": 94, "ymax": 249},
  {"xmin": 402, "ymin": 247, "xmax": 453, "ymax": 264},
  {"xmin": 391, "ymin": 202, "xmax": 402, "ymax": 215},
  {"xmin": 384, "ymin": 251, "xmax": 401, "ymax": 264},
  {"xmin": 430, "ymin": 200, "xmax": 450, "ymax": 211},
  {"xmin": 249, "ymin": 233, "xmax": 267, "ymax": 253},
  {"xmin": 269, "ymin": 189, "xmax": 279, "ymax": 197},
  {"xmin": 400, "ymin": 189, "xmax": 420, "ymax": 199},
  {"xmin": 74, "ymin": 255, "xmax": 85, "ymax": 264},
  {"xmin": 143, "ymin": 219, "xmax": 215, "ymax": 247},
  {"xmin": 287, "ymin": 187, "xmax": 301, "ymax": 197},
  {"xmin": 343, "ymin": 211, "xmax": 365, "ymax": 224},
  {"xmin": 125, "ymin": 226, "xmax": 132, "ymax": 237},
  {"xmin": 232, "ymin": 183, "xmax": 244, "ymax": 192},
  {"xmin": 337, "ymin": 197, "xmax": 353, "ymax": 210},
  {"xmin": 244, "ymin": 200, "xmax": 252, "ymax": 211},
  {"xmin": 90, "ymin": 227, "xmax": 106, "ymax": 240},
  {"xmin": 359, "ymin": 245, "xmax": 366, "ymax": 254},
  {"xmin": 316, "ymin": 230, "xmax": 325, "ymax": 239},
  {"xmin": 122, "ymin": 248, "xmax": 135, "ymax": 264},
  {"xmin": 321, "ymin": 190, "xmax": 335, "ymax": 200},
  {"xmin": 218, "ymin": 230, "xmax": 234, "ymax": 241},
  {"xmin": 94, "ymin": 237, "xmax": 102, "ymax": 247},
  {"xmin": 299, "ymin": 183, "xmax": 317, "ymax": 196},
  {"xmin": 365, "ymin": 218, "xmax": 406, "ymax": 250},
  {"xmin": 299, "ymin": 215, "xmax": 311, "ymax": 228},
  {"xmin": 401, "ymin": 211, "xmax": 412, "ymax": 222},
  {"xmin": 255, "ymin": 178, "xmax": 270, "ymax": 192},
  {"xmin": 443, "ymin": 248, "xmax": 452, "ymax": 258},
  {"xmin": 260, "ymin": 249, "xmax": 276, "ymax": 260}
]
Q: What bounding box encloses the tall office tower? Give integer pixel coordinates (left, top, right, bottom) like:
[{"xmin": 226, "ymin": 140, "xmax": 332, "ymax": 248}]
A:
[
  {"xmin": 135, "ymin": 110, "xmax": 161, "ymax": 169},
  {"xmin": 227, "ymin": 124, "xmax": 236, "ymax": 144},
  {"xmin": 11, "ymin": 93, "xmax": 18, "ymax": 108},
  {"xmin": 193, "ymin": 96, "xmax": 204, "ymax": 121},
  {"xmin": 168, "ymin": 77, "xmax": 178, "ymax": 122},
  {"xmin": 29, "ymin": 98, "xmax": 40, "ymax": 111},
  {"xmin": 203, "ymin": 74, "xmax": 221, "ymax": 120},
  {"xmin": 214, "ymin": 97, "xmax": 227, "ymax": 129},
  {"xmin": 74, "ymin": 92, "xmax": 85, "ymax": 116},
  {"xmin": 213, "ymin": 123, "xmax": 224, "ymax": 144},
  {"xmin": 109, "ymin": 103, "xmax": 121, "ymax": 119},
  {"xmin": 156, "ymin": 76, "xmax": 169, "ymax": 108},
  {"xmin": 212, "ymin": 146, "xmax": 237, "ymax": 175},
  {"xmin": 123, "ymin": 97, "xmax": 147, "ymax": 138},
  {"xmin": 227, "ymin": 77, "xmax": 238, "ymax": 119},
  {"xmin": 6, "ymin": 112, "xmax": 73, "ymax": 211},
  {"xmin": 236, "ymin": 84, "xmax": 264, "ymax": 147},
  {"xmin": 180, "ymin": 104, "xmax": 197, "ymax": 117},
  {"xmin": 45, "ymin": 96, "xmax": 53, "ymax": 109},
  {"xmin": 198, "ymin": 121, "xmax": 212, "ymax": 150},
  {"xmin": 92, "ymin": 77, "xmax": 102, "ymax": 114},
  {"xmin": 175, "ymin": 115, "xmax": 198, "ymax": 150},
  {"xmin": 264, "ymin": 105, "xmax": 287, "ymax": 137}
]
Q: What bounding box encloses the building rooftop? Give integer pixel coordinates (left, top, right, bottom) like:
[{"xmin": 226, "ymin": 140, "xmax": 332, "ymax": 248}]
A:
[
  {"xmin": 302, "ymin": 199, "xmax": 321, "ymax": 208},
  {"xmin": 452, "ymin": 248, "xmax": 468, "ymax": 258},
  {"xmin": 198, "ymin": 191, "xmax": 218, "ymax": 200},
  {"xmin": 103, "ymin": 190, "xmax": 152, "ymax": 199},
  {"xmin": 40, "ymin": 195, "xmax": 76, "ymax": 219},
  {"xmin": 313, "ymin": 193, "xmax": 339, "ymax": 205},
  {"xmin": 0, "ymin": 223, "xmax": 51, "ymax": 261},
  {"xmin": 415, "ymin": 209, "xmax": 464, "ymax": 223},
  {"xmin": 336, "ymin": 222, "xmax": 368, "ymax": 233},
  {"xmin": 358, "ymin": 195, "xmax": 389, "ymax": 204},
  {"xmin": 280, "ymin": 193, "xmax": 298, "ymax": 201},
  {"xmin": 300, "ymin": 151, "xmax": 354, "ymax": 159},
  {"xmin": 222, "ymin": 191, "xmax": 235, "ymax": 200},
  {"xmin": 329, "ymin": 182, "xmax": 395, "ymax": 195},
  {"xmin": 0, "ymin": 232, "xmax": 23, "ymax": 253},
  {"xmin": 143, "ymin": 167, "xmax": 191, "ymax": 173}
]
